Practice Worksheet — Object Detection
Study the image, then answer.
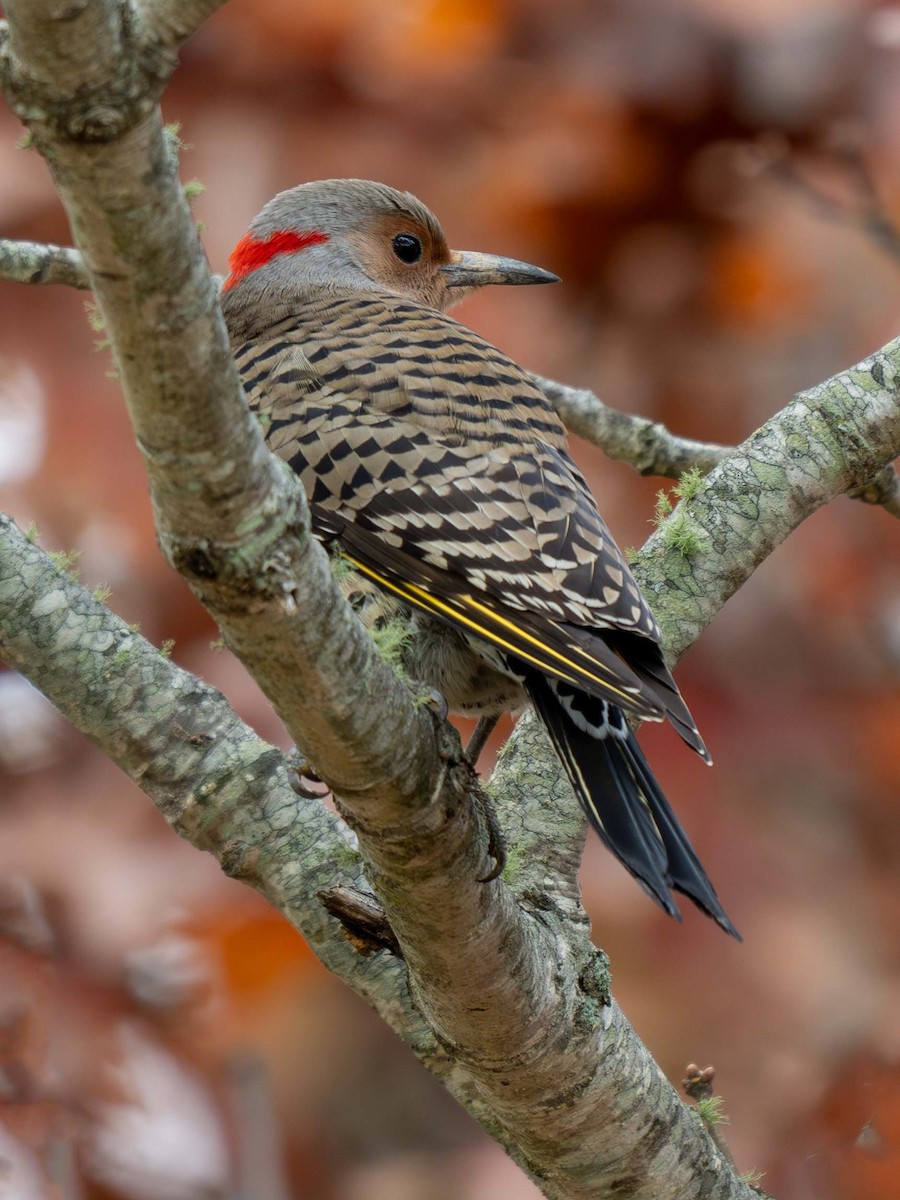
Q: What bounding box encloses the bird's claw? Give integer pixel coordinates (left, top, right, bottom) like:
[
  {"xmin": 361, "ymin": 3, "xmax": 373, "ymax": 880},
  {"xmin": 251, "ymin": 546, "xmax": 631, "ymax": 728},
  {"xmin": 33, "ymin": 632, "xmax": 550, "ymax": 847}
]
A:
[
  {"xmin": 287, "ymin": 749, "xmax": 331, "ymax": 799},
  {"xmin": 473, "ymin": 783, "xmax": 507, "ymax": 882},
  {"xmin": 415, "ymin": 684, "xmax": 448, "ymax": 721}
]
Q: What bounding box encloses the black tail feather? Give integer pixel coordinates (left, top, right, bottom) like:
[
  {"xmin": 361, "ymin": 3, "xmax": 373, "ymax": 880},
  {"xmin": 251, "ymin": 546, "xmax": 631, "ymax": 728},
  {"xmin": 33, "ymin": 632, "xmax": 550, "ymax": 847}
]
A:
[
  {"xmin": 524, "ymin": 670, "xmax": 740, "ymax": 939},
  {"xmin": 603, "ymin": 631, "xmax": 712, "ymax": 763},
  {"xmin": 619, "ymin": 735, "xmax": 740, "ymax": 938}
]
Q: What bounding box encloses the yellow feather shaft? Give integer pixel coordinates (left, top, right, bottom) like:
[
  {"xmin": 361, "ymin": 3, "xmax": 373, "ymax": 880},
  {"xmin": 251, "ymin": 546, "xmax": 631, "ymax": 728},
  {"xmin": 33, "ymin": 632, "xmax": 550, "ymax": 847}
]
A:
[{"xmin": 342, "ymin": 554, "xmax": 635, "ymax": 702}]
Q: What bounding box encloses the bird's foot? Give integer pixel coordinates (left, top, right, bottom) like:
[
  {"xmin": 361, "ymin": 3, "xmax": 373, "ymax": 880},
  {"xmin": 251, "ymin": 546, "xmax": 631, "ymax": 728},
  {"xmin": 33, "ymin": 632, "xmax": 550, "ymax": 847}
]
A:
[
  {"xmin": 413, "ymin": 683, "xmax": 449, "ymax": 721},
  {"xmin": 408, "ymin": 685, "xmax": 505, "ymax": 880},
  {"xmin": 287, "ymin": 749, "xmax": 331, "ymax": 799},
  {"xmin": 473, "ymin": 782, "xmax": 507, "ymax": 882}
]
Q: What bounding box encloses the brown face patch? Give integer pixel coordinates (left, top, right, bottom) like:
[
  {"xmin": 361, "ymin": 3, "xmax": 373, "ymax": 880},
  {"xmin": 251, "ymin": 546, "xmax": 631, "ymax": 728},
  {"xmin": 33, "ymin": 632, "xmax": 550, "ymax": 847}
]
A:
[{"xmin": 347, "ymin": 211, "xmax": 454, "ymax": 310}]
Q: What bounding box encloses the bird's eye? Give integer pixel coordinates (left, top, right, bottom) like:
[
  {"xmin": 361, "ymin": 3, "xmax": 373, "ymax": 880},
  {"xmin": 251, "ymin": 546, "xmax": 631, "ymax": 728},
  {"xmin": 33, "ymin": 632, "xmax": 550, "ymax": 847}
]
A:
[{"xmin": 392, "ymin": 233, "xmax": 422, "ymax": 264}]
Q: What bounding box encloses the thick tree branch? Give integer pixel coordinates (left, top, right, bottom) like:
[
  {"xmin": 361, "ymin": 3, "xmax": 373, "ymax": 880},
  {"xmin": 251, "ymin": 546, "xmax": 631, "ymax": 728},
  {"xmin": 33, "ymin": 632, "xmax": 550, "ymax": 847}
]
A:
[
  {"xmin": 0, "ymin": 515, "xmax": 529, "ymax": 1171},
  {"xmin": 4, "ymin": 0, "xmax": 446, "ymax": 817},
  {"xmin": 0, "ymin": 517, "xmax": 383, "ymax": 995},
  {"xmin": 0, "ymin": 513, "xmax": 753, "ymax": 1199},
  {"xmin": 1, "ymin": 21, "xmax": 572, "ymax": 1149}
]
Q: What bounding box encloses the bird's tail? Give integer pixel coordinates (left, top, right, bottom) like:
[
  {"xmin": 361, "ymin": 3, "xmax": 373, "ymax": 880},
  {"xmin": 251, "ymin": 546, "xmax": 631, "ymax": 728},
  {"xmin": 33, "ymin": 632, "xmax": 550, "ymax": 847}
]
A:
[{"xmin": 524, "ymin": 671, "xmax": 740, "ymax": 939}]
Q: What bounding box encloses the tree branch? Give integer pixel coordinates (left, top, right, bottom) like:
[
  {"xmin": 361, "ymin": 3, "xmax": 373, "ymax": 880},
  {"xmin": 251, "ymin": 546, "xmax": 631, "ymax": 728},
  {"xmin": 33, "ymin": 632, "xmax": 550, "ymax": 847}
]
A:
[
  {"xmin": 633, "ymin": 344, "xmax": 900, "ymax": 661},
  {"xmin": 0, "ymin": 514, "xmax": 537, "ymax": 1175},
  {"xmin": 0, "ymin": 238, "xmax": 89, "ymax": 288},
  {"xmin": 133, "ymin": 0, "xmax": 231, "ymax": 52},
  {"xmin": 0, "ymin": 520, "xmax": 565, "ymax": 1178},
  {"xmin": 532, "ymin": 373, "xmax": 730, "ymax": 477},
  {"xmin": 533, "ymin": 372, "xmax": 900, "ymax": 519},
  {"xmin": 0, "ymin": 518, "xmax": 379, "ymax": 992},
  {"xmin": 0, "ymin": 514, "xmax": 747, "ymax": 1198},
  {"xmin": 847, "ymin": 462, "xmax": 900, "ymax": 517},
  {"xmin": 6, "ymin": 0, "xmax": 446, "ymax": 810}
]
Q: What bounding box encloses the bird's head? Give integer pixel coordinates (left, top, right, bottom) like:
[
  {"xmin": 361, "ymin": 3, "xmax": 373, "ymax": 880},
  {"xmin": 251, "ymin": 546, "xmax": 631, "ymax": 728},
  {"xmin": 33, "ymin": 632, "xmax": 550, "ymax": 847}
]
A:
[{"xmin": 221, "ymin": 179, "xmax": 558, "ymax": 316}]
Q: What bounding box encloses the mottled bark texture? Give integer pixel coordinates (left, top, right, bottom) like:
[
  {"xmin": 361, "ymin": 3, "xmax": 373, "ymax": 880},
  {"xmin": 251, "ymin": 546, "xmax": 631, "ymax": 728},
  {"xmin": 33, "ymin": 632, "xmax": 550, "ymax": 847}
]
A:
[
  {"xmin": 633, "ymin": 347, "xmax": 900, "ymax": 660},
  {"xmin": 0, "ymin": 514, "xmax": 509, "ymax": 1165},
  {"xmin": 2, "ymin": 2, "xmax": 896, "ymax": 1198},
  {"xmin": 0, "ymin": 238, "xmax": 89, "ymax": 287}
]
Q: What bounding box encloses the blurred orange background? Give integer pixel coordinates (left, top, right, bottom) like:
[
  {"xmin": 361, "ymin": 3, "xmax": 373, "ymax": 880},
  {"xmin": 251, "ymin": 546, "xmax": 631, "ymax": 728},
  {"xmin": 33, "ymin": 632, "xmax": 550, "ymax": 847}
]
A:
[{"xmin": 1, "ymin": 1, "xmax": 899, "ymax": 1196}]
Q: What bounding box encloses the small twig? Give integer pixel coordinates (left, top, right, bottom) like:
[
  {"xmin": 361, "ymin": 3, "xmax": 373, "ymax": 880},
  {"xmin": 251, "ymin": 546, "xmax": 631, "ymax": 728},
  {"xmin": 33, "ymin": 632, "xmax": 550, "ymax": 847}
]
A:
[
  {"xmin": 0, "ymin": 239, "xmax": 90, "ymax": 289},
  {"xmin": 847, "ymin": 462, "xmax": 900, "ymax": 517},
  {"xmin": 133, "ymin": 0, "xmax": 230, "ymax": 51},
  {"xmin": 759, "ymin": 133, "xmax": 900, "ymax": 265},
  {"xmin": 318, "ymin": 885, "xmax": 402, "ymax": 957},
  {"xmin": 465, "ymin": 714, "xmax": 499, "ymax": 765},
  {"xmin": 532, "ymin": 373, "xmax": 729, "ymax": 478},
  {"xmin": 535, "ymin": 373, "xmax": 900, "ymax": 519},
  {"xmin": 682, "ymin": 1064, "xmax": 735, "ymax": 1168}
]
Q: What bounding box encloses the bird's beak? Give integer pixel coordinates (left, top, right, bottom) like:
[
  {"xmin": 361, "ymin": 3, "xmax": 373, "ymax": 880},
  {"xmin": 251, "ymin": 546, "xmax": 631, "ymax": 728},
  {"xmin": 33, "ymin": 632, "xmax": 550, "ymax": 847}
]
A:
[{"xmin": 441, "ymin": 250, "xmax": 560, "ymax": 289}]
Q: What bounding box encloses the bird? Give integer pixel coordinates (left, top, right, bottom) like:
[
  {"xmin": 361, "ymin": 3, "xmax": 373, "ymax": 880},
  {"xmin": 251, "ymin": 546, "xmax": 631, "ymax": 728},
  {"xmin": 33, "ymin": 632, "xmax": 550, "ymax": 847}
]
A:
[{"xmin": 220, "ymin": 178, "xmax": 739, "ymax": 938}]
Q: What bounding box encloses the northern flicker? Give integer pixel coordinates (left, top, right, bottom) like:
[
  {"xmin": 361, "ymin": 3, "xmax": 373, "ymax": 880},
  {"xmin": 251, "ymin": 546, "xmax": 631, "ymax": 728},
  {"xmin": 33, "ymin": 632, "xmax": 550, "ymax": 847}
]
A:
[{"xmin": 221, "ymin": 179, "xmax": 739, "ymax": 938}]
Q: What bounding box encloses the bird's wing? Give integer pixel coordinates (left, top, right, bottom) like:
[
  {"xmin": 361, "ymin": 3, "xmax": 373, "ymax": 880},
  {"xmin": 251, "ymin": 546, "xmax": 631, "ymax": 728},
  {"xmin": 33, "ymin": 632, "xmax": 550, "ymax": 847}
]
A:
[
  {"xmin": 234, "ymin": 296, "xmax": 671, "ymax": 718},
  {"xmin": 302, "ymin": 415, "xmax": 665, "ymax": 716},
  {"xmin": 323, "ymin": 506, "xmax": 659, "ymax": 717},
  {"xmin": 337, "ymin": 436, "xmax": 657, "ymax": 639}
]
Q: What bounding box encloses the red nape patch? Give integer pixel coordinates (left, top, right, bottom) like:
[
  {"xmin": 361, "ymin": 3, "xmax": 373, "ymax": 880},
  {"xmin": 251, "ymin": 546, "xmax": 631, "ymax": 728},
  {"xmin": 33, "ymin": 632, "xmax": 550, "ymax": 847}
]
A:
[{"xmin": 223, "ymin": 229, "xmax": 329, "ymax": 290}]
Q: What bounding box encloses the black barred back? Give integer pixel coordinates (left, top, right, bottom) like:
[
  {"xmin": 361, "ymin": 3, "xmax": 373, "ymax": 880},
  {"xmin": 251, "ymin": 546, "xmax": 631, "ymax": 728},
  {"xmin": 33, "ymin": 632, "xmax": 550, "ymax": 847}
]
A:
[
  {"xmin": 232, "ymin": 290, "xmax": 660, "ymax": 645},
  {"xmin": 235, "ymin": 292, "xmax": 569, "ymax": 451}
]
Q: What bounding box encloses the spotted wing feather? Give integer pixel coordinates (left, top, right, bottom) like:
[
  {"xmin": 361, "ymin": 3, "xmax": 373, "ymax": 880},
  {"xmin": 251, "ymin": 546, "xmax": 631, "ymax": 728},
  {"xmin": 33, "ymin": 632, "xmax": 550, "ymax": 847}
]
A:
[{"xmin": 234, "ymin": 289, "xmax": 704, "ymax": 750}]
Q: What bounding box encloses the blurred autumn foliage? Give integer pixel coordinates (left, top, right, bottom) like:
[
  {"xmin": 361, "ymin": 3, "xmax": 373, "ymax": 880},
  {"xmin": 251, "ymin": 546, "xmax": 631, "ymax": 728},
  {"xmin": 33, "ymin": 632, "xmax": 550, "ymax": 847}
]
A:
[{"xmin": 1, "ymin": 1, "xmax": 899, "ymax": 1196}]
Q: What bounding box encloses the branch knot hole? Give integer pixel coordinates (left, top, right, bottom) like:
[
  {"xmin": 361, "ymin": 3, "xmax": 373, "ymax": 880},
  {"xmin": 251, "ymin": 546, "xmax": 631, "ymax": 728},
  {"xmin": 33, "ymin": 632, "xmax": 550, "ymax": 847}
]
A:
[{"xmin": 180, "ymin": 546, "xmax": 218, "ymax": 581}]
